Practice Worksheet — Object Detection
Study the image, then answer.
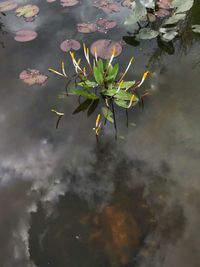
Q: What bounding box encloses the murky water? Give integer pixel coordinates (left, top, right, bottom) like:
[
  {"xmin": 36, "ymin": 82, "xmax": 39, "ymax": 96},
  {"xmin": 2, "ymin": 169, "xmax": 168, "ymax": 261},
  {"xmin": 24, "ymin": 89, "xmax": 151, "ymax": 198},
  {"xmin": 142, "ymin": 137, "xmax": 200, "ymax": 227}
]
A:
[{"xmin": 0, "ymin": 1, "xmax": 200, "ymax": 267}]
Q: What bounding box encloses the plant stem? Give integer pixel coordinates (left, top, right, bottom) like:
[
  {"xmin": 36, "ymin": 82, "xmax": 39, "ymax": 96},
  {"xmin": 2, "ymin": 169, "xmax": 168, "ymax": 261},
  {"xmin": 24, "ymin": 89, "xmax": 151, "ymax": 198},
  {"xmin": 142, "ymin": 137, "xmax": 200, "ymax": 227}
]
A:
[{"xmin": 111, "ymin": 99, "xmax": 117, "ymax": 140}]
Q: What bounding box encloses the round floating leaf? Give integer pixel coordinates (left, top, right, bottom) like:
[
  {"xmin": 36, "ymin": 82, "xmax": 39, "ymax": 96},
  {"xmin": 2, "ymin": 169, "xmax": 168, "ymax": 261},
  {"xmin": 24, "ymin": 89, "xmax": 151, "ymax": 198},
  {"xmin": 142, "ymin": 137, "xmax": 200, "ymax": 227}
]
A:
[
  {"xmin": 15, "ymin": 5, "xmax": 39, "ymax": 19},
  {"xmin": 60, "ymin": 39, "xmax": 81, "ymax": 52},
  {"xmin": 60, "ymin": 0, "xmax": 79, "ymax": 7},
  {"xmin": 121, "ymin": 0, "xmax": 132, "ymax": 8},
  {"xmin": 90, "ymin": 39, "xmax": 122, "ymax": 59},
  {"xmin": 19, "ymin": 69, "xmax": 48, "ymax": 86},
  {"xmin": 14, "ymin": 29, "xmax": 38, "ymax": 42},
  {"xmin": 0, "ymin": 0, "xmax": 17, "ymax": 12},
  {"xmin": 96, "ymin": 18, "xmax": 117, "ymax": 30},
  {"xmin": 77, "ymin": 23, "xmax": 97, "ymax": 33},
  {"xmin": 138, "ymin": 28, "xmax": 159, "ymax": 39},
  {"xmin": 93, "ymin": 1, "xmax": 120, "ymax": 13},
  {"xmin": 172, "ymin": 0, "xmax": 194, "ymax": 14},
  {"xmin": 157, "ymin": 0, "xmax": 172, "ymax": 9}
]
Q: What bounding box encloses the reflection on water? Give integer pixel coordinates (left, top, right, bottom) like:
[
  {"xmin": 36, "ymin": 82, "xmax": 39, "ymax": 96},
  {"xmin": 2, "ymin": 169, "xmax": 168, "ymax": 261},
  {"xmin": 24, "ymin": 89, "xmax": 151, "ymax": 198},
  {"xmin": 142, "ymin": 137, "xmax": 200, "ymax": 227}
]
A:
[
  {"xmin": 29, "ymin": 142, "xmax": 185, "ymax": 267},
  {"xmin": 0, "ymin": 0, "xmax": 200, "ymax": 267}
]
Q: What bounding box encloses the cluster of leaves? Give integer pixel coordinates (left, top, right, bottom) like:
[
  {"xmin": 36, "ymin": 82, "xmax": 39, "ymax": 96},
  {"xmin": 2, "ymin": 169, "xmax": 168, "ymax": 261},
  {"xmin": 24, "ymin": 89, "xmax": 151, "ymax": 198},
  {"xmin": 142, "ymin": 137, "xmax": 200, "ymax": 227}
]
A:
[
  {"xmin": 49, "ymin": 45, "xmax": 150, "ymax": 137},
  {"xmin": 125, "ymin": 0, "xmax": 199, "ymax": 42}
]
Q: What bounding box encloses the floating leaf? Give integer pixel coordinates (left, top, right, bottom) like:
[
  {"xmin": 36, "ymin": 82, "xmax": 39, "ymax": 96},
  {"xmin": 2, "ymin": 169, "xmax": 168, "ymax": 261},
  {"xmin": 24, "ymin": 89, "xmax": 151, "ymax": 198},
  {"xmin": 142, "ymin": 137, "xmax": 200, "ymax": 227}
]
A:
[
  {"xmin": 19, "ymin": 69, "xmax": 48, "ymax": 86},
  {"xmin": 14, "ymin": 29, "xmax": 38, "ymax": 42},
  {"xmin": 172, "ymin": 0, "xmax": 194, "ymax": 14},
  {"xmin": 192, "ymin": 24, "xmax": 200, "ymax": 34},
  {"xmin": 164, "ymin": 13, "xmax": 186, "ymax": 25},
  {"xmin": 70, "ymin": 89, "xmax": 99, "ymax": 99},
  {"xmin": 0, "ymin": 0, "xmax": 17, "ymax": 12},
  {"xmin": 15, "ymin": 5, "xmax": 39, "ymax": 20},
  {"xmin": 140, "ymin": 0, "xmax": 155, "ymax": 8},
  {"xmin": 60, "ymin": 39, "xmax": 81, "ymax": 52},
  {"xmin": 93, "ymin": 1, "xmax": 120, "ymax": 13},
  {"xmin": 124, "ymin": 0, "xmax": 147, "ymax": 26},
  {"xmin": 77, "ymin": 23, "xmax": 97, "ymax": 33},
  {"xmin": 96, "ymin": 18, "xmax": 117, "ymax": 30},
  {"xmin": 60, "ymin": 0, "xmax": 79, "ymax": 7},
  {"xmin": 91, "ymin": 39, "xmax": 122, "ymax": 59},
  {"xmin": 102, "ymin": 107, "xmax": 114, "ymax": 123},
  {"xmin": 138, "ymin": 28, "xmax": 159, "ymax": 39}
]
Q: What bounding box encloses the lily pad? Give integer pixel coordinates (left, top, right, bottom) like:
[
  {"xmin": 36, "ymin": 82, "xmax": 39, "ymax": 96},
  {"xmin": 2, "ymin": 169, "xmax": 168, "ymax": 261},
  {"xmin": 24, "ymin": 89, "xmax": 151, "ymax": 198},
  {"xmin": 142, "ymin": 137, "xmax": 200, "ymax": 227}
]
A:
[
  {"xmin": 19, "ymin": 69, "xmax": 48, "ymax": 86},
  {"xmin": 0, "ymin": 0, "xmax": 18, "ymax": 12},
  {"xmin": 121, "ymin": 0, "xmax": 132, "ymax": 9},
  {"xmin": 60, "ymin": 39, "xmax": 81, "ymax": 52},
  {"xmin": 93, "ymin": 1, "xmax": 120, "ymax": 13},
  {"xmin": 15, "ymin": 5, "xmax": 39, "ymax": 20},
  {"xmin": 14, "ymin": 29, "xmax": 38, "ymax": 42},
  {"xmin": 96, "ymin": 18, "xmax": 117, "ymax": 30},
  {"xmin": 90, "ymin": 39, "xmax": 122, "ymax": 59},
  {"xmin": 77, "ymin": 22, "xmax": 97, "ymax": 33},
  {"xmin": 60, "ymin": 0, "xmax": 79, "ymax": 7},
  {"xmin": 138, "ymin": 28, "xmax": 159, "ymax": 39}
]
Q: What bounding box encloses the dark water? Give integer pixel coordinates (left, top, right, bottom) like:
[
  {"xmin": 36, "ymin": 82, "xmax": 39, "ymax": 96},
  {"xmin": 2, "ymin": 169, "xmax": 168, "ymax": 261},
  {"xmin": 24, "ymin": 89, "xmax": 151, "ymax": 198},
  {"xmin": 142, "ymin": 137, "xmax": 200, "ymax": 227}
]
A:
[{"xmin": 0, "ymin": 1, "xmax": 200, "ymax": 267}]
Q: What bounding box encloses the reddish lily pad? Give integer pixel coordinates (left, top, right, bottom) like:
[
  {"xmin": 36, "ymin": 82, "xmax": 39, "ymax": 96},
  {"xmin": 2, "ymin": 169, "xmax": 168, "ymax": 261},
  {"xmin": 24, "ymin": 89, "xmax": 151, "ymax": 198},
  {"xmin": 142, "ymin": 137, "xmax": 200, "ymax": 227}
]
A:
[
  {"xmin": 14, "ymin": 30, "xmax": 38, "ymax": 42},
  {"xmin": 93, "ymin": 1, "xmax": 120, "ymax": 13},
  {"xmin": 121, "ymin": 0, "xmax": 132, "ymax": 8},
  {"xmin": 157, "ymin": 0, "xmax": 171, "ymax": 9},
  {"xmin": 156, "ymin": 8, "xmax": 170, "ymax": 18},
  {"xmin": 60, "ymin": 0, "xmax": 79, "ymax": 7},
  {"xmin": 90, "ymin": 39, "xmax": 122, "ymax": 59},
  {"xmin": 0, "ymin": 0, "xmax": 18, "ymax": 12},
  {"xmin": 15, "ymin": 5, "xmax": 39, "ymax": 20},
  {"xmin": 60, "ymin": 39, "xmax": 81, "ymax": 52},
  {"xmin": 19, "ymin": 69, "xmax": 48, "ymax": 86},
  {"xmin": 77, "ymin": 22, "xmax": 97, "ymax": 33},
  {"xmin": 96, "ymin": 18, "xmax": 117, "ymax": 30}
]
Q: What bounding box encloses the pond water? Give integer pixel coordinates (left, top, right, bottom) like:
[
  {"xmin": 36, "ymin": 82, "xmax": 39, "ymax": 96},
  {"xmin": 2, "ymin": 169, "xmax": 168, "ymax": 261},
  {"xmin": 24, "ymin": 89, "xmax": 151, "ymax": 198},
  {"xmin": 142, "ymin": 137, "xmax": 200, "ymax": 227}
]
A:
[{"xmin": 0, "ymin": 1, "xmax": 200, "ymax": 267}]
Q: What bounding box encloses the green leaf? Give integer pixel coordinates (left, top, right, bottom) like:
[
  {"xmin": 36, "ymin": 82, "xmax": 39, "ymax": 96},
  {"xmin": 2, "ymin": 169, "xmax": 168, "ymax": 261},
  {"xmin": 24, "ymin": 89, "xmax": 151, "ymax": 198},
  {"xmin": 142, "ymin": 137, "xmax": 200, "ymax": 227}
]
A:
[
  {"xmin": 192, "ymin": 25, "xmax": 200, "ymax": 33},
  {"xmin": 164, "ymin": 13, "xmax": 186, "ymax": 25},
  {"xmin": 93, "ymin": 66, "xmax": 104, "ymax": 84},
  {"xmin": 102, "ymin": 107, "xmax": 114, "ymax": 123},
  {"xmin": 138, "ymin": 28, "xmax": 159, "ymax": 40},
  {"xmin": 124, "ymin": 0, "xmax": 147, "ymax": 26},
  {"xmin": 121, "ymin": 81, "xmax": 136, "ymax": 90},
  {"xmin": 106, "ymin": 63, "xmax": 119, "ymax": 82},
  {"xmin": 78, "ymin": 80, "xmax": 98, "ymax": 88},
  {"xmin": 172, "ymin": 0, "xmax": 194, "ymax": 14},
  {"xmin": 102, "ymin": 88, "xmax": 117, "ymax": 97},
  {"xmin": 114, "ymin": 99, "xmax": 129, "ymax": 108},
  {"xmin": 114, "ymin": 91, "xmax": 133, "ymax": 101},
  {"xmin": 97, "ymin": 59, "xmax": 104, "ymax": 74},
  {"xmin": 72, "ymin": 99, "xmax": 93, "ymax": 114},
  {"xmin": 87, "ymin": 99, "xmax": 99, "ymax": 116},
  {"xmin": 70, "ymin": 89, "xmax": 99, "ymax": 99}
]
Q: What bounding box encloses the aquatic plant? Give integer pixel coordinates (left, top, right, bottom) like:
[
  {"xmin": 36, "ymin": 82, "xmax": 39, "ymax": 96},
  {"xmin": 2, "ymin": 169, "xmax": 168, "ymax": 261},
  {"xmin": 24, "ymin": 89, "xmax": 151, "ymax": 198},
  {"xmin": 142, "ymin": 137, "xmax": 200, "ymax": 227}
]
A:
[
  {"xmin": 49, "ymin": 44, "xmax": 150, "ymax": 138},
  {"xmin": 124, "ymin": 0, "xmax": 196, "ymax": 42}
]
